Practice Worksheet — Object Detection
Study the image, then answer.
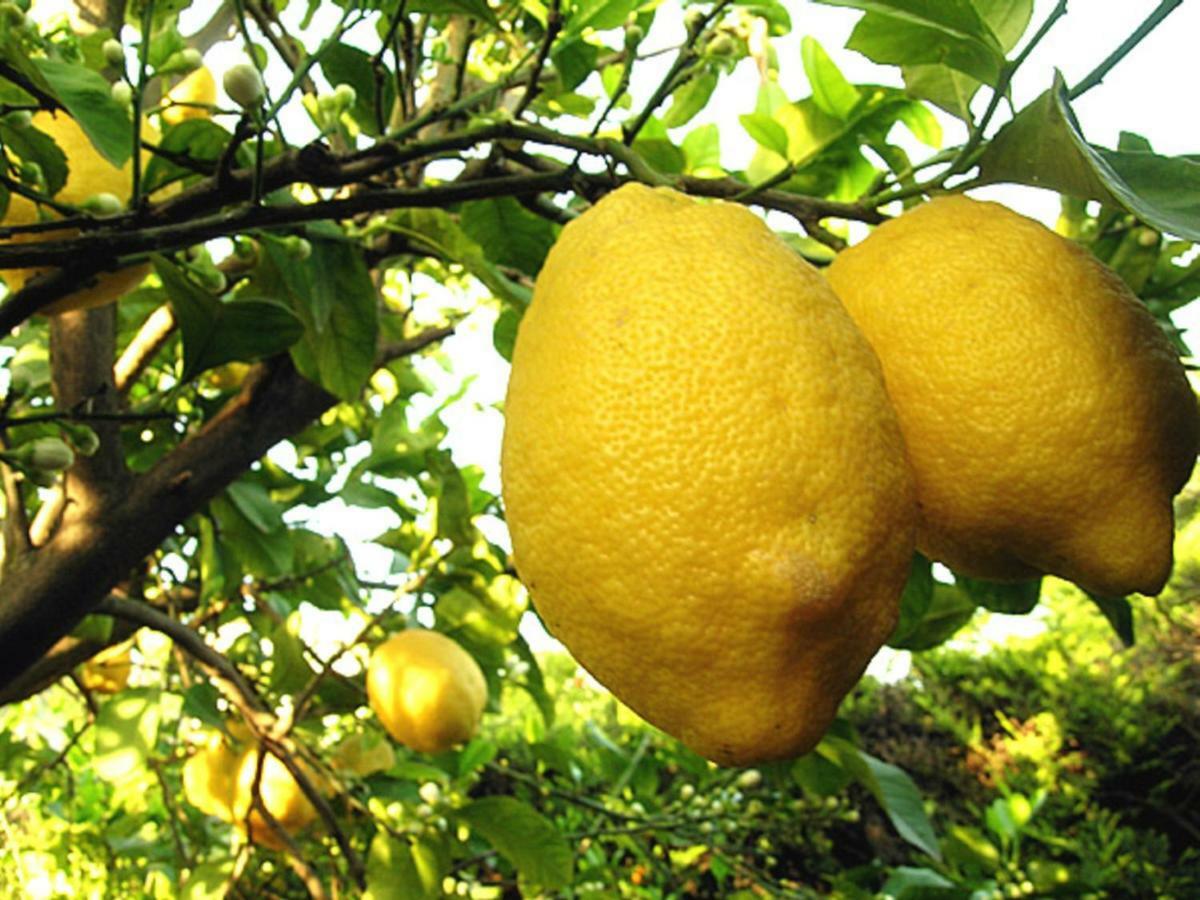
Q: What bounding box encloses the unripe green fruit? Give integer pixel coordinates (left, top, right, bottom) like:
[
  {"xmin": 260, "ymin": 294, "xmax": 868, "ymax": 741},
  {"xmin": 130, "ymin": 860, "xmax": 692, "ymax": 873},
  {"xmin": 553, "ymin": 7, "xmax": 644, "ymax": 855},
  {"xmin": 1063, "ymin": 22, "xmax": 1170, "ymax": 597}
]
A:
[
  {"xmin": 4, "ymin": 109, "xmax": 31, "ymax": 128},
  {"xmin": 180, "ymin": 48, "xmax": 203, "ymax": 71},
  {"xmin": 18, "ymin": 437, "xmax": 76, "ymax": 472}
]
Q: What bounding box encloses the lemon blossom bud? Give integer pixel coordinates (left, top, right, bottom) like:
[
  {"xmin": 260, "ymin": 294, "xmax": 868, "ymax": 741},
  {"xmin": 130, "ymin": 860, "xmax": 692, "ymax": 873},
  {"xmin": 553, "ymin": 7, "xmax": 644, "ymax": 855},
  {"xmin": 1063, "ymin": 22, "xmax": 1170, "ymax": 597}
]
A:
[
  {"xmin": 23, "ymin": 437, "xmax": 76, "ymax": 472},
  {"xmin": 223, "ymin": 63, "xmax": 265, "ymax": 109},
  {"xmin": 180, "ymin": 48, "xmax": 203, "ymax": 72},
  {"xmin": 102, "ymin": 38, "xmax": 125, "ymax": 68},
  {"xmin": 736, "ymin": 768, "xmax": 762, "ymax": 790},
  {"xmin": 111, "ymin": 81, "xmax": 133, "ymax": 107},
  {"xmin": 333, "ymin": 83, "xmax": 357, "ymax": 108},
  {"xmin": 82, "ymin": 192, "xmax": 123, "ymax": 216}
]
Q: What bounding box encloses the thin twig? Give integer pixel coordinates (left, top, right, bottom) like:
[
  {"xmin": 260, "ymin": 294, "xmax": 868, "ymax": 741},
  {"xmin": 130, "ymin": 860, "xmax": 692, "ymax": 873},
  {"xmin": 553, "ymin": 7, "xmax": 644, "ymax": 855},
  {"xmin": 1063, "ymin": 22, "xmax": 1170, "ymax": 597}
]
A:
[{"xmin": 1070, "ymin": 0, "xmax": 1184, "ymax": 98}]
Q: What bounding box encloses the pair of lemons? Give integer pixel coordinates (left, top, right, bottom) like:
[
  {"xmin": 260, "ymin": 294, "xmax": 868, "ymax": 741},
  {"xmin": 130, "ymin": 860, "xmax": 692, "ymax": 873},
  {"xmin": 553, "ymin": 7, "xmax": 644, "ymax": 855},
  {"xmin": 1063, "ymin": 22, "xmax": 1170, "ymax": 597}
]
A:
[{"xmin": 501, "ymin": 184, "xmax": 1199, "ymax": 766}]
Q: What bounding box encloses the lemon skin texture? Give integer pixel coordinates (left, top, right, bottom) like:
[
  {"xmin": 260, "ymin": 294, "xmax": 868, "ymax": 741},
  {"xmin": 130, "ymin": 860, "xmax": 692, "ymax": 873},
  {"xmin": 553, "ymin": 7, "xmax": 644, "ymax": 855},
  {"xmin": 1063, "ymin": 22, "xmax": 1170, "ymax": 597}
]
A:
[
  {"xmin": 2, "ymin": 113, "xmax": 150, "ymax": 315},
  {"xmin": 182, "ymin": 734, "xmax": 241, "ymax": 822},
  {"xmin": 366, "ymin": 630, "xmax": 488, "ymax": 754},
  {"xmin": 826, "ymin": 195, "xmax": 1200, "ymax": 597},
  {"xmin": 231, "ymin": 747, "xmax": 320, "ymax": 850},
  {"xmin": 162, "ymin": 67, "xmax": 217, "ymax": 126},
  {"xmin": 501, "ymin": 183, "xmax": 917, "ymax": 767}
]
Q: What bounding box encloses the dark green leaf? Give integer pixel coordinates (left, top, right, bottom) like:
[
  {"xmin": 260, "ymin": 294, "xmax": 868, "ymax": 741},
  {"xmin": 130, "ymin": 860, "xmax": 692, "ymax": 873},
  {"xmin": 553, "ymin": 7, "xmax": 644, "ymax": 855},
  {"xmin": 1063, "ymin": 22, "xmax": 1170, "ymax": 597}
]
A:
[
  {"xmin": 979, "ymin": 76, "xmax": 1200, "ymax": 241},
  {"xmin": 34, "ymin": 59, "xmax": 134, "ymax": 168},
  {"xmin": 956, "ymin": 574, "xmax": 1041, "ymax": 615},
  {"xmin": 268, "ymin": 621, "xmax": 313, "ymax": 694},
  {"xmin": 460, "ymin": 197, "xmax": 556, "ymax": 277},
  {"xmin": 263, "ymin": 234, "xmax": 379, "ymax": 401},
  {"xmin": 880, "ymin": 866, "xmax": 965, "ymax": 899},
  {"xmin": 889, "ymin": 583, "xmax": 977, "ymax": 651},
  {"xmin": 551, "ymin": 37, "xmax": 601, "ymax": 92},
  {"xmin": 182, "ymin": 683, "xmax": 225, "ymax": 731},
  {"xmin": 820, "ymin": 1, "xmax": 1006, "ymax": 86},
  {"xmin": 0, "ymin": 120, "xmax": 69, "ymax": 196},
  {"xmin": 511, "ymin": 634, "xmax": 555, "ymax": 727},
  {"xmin": 1086, "ymin": 591, "xmax": 1135, "ymax": 647},
  {"xmin": 320, "ymin": 43, "xmax": 395, "ymax": 138},
  {"xmin": 492, "ymin": 306, "xmax": 522, "ymax": 362},
  {"xmin": 662, "ymin": 73, "xmax": 718, "ymax": 129},
  {"xmin": 143, "ymin": 120, "xmax": 234, "ymax": 194},
  {"xmin": 889, "ymin": 553, "xmax": 934, "ymax": 647},
  {"xmin": 458, "ymin": 796, "xmax": 573, "ymax": 891}
]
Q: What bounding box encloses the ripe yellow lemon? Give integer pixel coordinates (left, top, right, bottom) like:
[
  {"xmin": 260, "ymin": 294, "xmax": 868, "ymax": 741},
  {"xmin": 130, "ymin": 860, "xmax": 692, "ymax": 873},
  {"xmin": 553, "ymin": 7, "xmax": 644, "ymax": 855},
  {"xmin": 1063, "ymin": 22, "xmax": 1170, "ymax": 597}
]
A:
[
  {"xmin": 501, "ymin": 183, "xmax": 917, "ymax": 766},
  {"xmin": 366, "ymin": 630, "xmax": 487, "ymax": 754},
  {"xmin": 826, "ymin": 195, "xmax": 1200, "ymax": 597},
  {"xmin": 182, "ymin": 733, "xmax": 240, "ymax": 822},
  {"xmin": 231, "ymin": 747, "xmax": 320, "ymax": 850},
  {"xmin": 162, "ymin": 67, "xmax": 216, "ymax": 126},
  {"xmin": 78, "ymin": 643, "xmax": 132, "ymax": 693},
  {"xmin": 2, "ymin": 112, "xmax": 149, "ymax": 315}
]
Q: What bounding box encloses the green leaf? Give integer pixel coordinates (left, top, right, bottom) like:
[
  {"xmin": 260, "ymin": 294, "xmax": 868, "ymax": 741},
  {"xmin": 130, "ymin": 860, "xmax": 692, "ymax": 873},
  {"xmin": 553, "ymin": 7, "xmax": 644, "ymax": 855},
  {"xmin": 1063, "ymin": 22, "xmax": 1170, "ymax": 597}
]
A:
[
  {"xmin": 889, "ymin": 553, "xmax": 933, "ymax": 647},
  {"xmin": 211, "ymin": 484, "xmax": 294, "ymax": 579},
  {"xmin": 262, "ymin": 234, "xmax": 379, "ymax": 401},
  {"xmin": 880, "ymin": 866, "xmax": 964, "ymax": 899},
  {"xmin": 802, "ymin": 37, "xmax": 860, "ymax": 119},
  {"xmin": 492, "ymin": 306, "xmax": 522, "ymax": 362},
  {"xmin": 459, "ymin": 197, "xmax": 556, "ymax": 277},
  {"xmin": 365, "ymin": 832, "xmax": 443, "ymax": 900},
  {"xmin": 180, "ymin": 859, "xmax": 236, "ymax": 900},
  {"xmin": 94, "ymin": 688, "xmax": 164, "ymax": 783},
  {"xmin": 956, "ymin": 575, "xmax": 1041, "ymax": 615},
  {"xmin": 320, "ymin": 43, "xmax": 396, "ymax": 138},
  {"xmin": 740, "ymin": 113, "xmax": 790, "ymax": 157},
  {"xmin": 791, "ymin": 749, "xmax": 854, "ymax": 796},
  {"xmin": 889, "ymin": 582, "xmax": 977, "ymax": 651},
  {"xmin": 0, "ymin": 120, "xmax": 69, "ymax": 197},
  {"xmin": 34, "ymin": 59, "xmax": 134, "ymax": 168},
  {"xmin": 268, "ymin": 619, "xmax": 314, "ymax": 694},
  {"xmin": 566, "ymin": 0, "xmax": 637, "ymax": 34},
  {"xmin": 979, "ymin": 76, "xmax": 1200, "ymax": 241},
  {"xmin": 406, "ymin": 0, "xmax": 499, "ymax": 26},
  {"xmin": 458, "ymin": 796, "xmax": 573, "ymax": 891},
  {"xmin": 823, "ymin": 736, "xmax": 941, "ymax": 860},
  {"xmin": 1086, "ymin": 591, "xmax": 1135, "ymax": 647},
  {"xmin": 682, "ymin": 123, "xmax": 723, "ymax": 176},
  {"xmin": 819, "ymin": 0, "xmax": 1006, "ymax": 86},
  {"xmin": 551, "ymin": 37, "xmax": 601, "ymax": 92},
  {"xmin": 143, "ymin": 120, "xmax": 235, "ymax": 194},
  {"xmin": 631, "ymin": 117, "xmax": 686, "ymax": 175},
  {"xmin": 662, "ymin": 73, "xmax": 718, "ymax": 129},
  {"xmin": 182, "ymin": 683, "xmax": 225, "ymax": 731},
  {"xmin": 511, "ymin": 634, "xmax": 555, "ymax": 727}
]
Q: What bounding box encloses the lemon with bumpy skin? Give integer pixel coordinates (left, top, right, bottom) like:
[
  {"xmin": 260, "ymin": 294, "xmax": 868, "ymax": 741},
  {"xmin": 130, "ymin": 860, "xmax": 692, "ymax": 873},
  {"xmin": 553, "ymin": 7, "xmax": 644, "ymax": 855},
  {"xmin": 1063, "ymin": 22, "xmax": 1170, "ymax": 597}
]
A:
[
  {"xmin": 501, "ymin": 183, "xmax": 917, "ymax": 766},
  {"xmin": 78, "ymin": 643, "xmax": 131, "ymax": 693},
  {"xmin": 182, "ymin": 732, "xmax": 240, "ymax": 822},
  {"xmin": 231, "ymin": 747, "xmax": 321, "ymax": 850},
  {"xmin": 366, "ymin": 629, "xmax": 487, "ymax": 754},
  {"xmin": 2, "ymin": 112, "xmax": 152, "ymax": 315},
  {"xmin": 826, "ymin": 195, "xmax": 1200, "ymax": 597},
  {"xmin": 162, "ymin": 67, "xmax": 216, "ymax": 126}
]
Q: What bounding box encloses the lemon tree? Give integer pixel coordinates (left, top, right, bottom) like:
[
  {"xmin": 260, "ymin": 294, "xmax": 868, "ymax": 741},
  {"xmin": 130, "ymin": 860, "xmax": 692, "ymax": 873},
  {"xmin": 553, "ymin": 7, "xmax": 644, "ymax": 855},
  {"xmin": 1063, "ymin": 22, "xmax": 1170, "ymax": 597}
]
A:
[{"xmin": 0, "ymin": 1, "xmax": 1196, "ymax": 897}]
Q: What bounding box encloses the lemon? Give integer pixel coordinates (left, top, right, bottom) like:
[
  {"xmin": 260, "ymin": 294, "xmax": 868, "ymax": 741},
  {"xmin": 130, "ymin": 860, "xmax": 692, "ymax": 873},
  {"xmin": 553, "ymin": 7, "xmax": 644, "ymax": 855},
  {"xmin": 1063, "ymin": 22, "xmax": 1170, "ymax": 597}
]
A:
[
  {"xmin": 2, "ymin": 112, "xmax": 149, "ymax": 315},
  {"xmin": 366, "ymin": 629, "xmax": 487, "ymax": 754},
  {"xmin": 162, "ymin": 67, "xmax": 216, "ymax": 126},
  {"xmin": 231, "ymin": 747, "xmax": 320, "ymax": 850},
  {"xmin": 77, "ymin": 643, "xmax": 131, "ymax": 693},
  {"xmin": 182, "ymin": 733, "xmax": 240, "ymax": 822},
  {"xmin": 501, "ymin": 183, "xmax": 916, "ymax": 766},
  {"xmin": 826, "ymin": 195, "xmax": 1200, "ymax": 597}
]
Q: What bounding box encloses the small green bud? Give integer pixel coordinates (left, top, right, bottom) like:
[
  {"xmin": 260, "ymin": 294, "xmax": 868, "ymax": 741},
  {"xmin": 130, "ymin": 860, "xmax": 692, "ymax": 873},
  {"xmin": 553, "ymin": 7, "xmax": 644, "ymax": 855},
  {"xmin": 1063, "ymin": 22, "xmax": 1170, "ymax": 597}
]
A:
[
  {"xmin": 4, "ymin": 109, "xmax": 31, "ymax": 128},
  {"xmin": 678, "ymin": 783, "xmax": 695, "ymax": 801},
  {"xmin": 624, "ymin": 23, "xmax": 644, "ymax": 48},
  {"xmin": 333, "ymin": 83, "xmax": 357, "ymax": 108},
  {"xmin": 223, "ymin": 63, "xmax": 265, "ymax": 109},
  {"xmin": 283, "ymin": 236, "xmax": 311, "ymax": 260},
  {"xmin": 736, "ymin": 769, "xmax": 762, "ymax": 790},
  {"xmin": 683, "ymin": 9, "xmax": 706, "ymax": 35},
  {"xmin": 706, "ymin": 33, "xmax": 737, "ymax": 57},
  {"xmin": 19, "ymin": 160, "xmax": 42, "ymax": 187},
  {"xmin": 22, "ymin": 437, "xmax": 76, "ymax": 472},
  {"xmin": 180, "ymin": 48, "xmax": 203, "ymax": 72},
  {"xmin": 417, "ymin": 782, "xmax": 441, "ymax": 805},
  {"xmin": 102, "ymin": 38, "xmax": 125, "ymax": 69},
  {"xmin": 111, "ymin": 81, "xmax": 133, "ymax": 107},
  {"xmin": 81, "ymin": 192, "xmax": 123, "ymax": 216},
  {"xmin": 1136, "ymin": 226, "xmax": 1159, "ymax": 247}
]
